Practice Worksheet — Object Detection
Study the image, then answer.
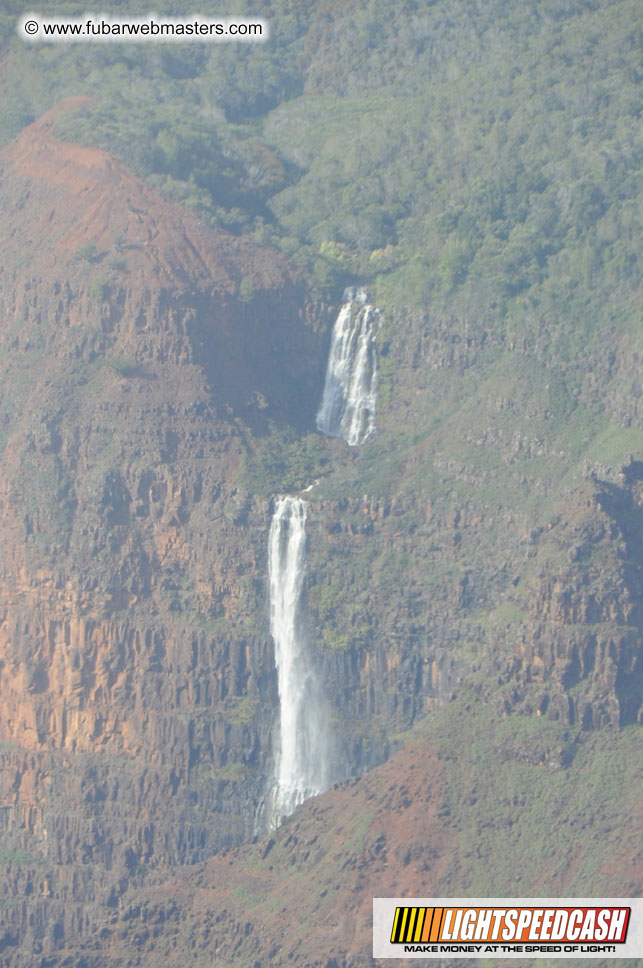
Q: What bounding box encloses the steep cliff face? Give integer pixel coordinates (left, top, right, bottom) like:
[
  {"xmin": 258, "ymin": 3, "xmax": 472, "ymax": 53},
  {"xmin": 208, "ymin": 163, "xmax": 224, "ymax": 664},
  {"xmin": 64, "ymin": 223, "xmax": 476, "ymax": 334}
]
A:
[
  {"xmin": 0, "ymin": 96, "xmax": 319, "ymax": 419},
  {"xmin": 303, "ymin": 304, "xmax": 643, "ymax": 741},
  {"xmin": 0, "ymin": 101, "xmax": 641, "ymax": 965},
  {"xmin": 0, "ymin": 100, "xmax": 326, "ymax": 956},
  {"xmin": 503, "ymin": 467, "xmax": 643, "ymax": 729},
  {"xmin": 0, "ymin": 111, "xmax": 484, "ymax": 960}
]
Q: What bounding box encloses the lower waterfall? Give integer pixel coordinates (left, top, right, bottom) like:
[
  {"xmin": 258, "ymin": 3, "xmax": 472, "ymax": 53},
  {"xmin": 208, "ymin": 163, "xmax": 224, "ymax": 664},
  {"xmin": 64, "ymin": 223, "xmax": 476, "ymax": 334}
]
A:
[
  {"xmin": 266, "ymin": 496, "xmax": 334, "ymax": 828},
  {"xmin": 316, "ymin": 287, "xmax": 379, "ymax": 446}
]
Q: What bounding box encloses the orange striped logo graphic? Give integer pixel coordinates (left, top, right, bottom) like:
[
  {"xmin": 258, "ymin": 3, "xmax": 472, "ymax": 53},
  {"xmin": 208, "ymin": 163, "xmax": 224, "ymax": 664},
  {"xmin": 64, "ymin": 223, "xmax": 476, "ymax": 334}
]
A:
[
  {"xmin": 390, "ymin": 907, "xmax": 631, "ymax": 945},
  {"xmin": 391, "ymin": 907, "xmax": 447, "ymax": 944}
]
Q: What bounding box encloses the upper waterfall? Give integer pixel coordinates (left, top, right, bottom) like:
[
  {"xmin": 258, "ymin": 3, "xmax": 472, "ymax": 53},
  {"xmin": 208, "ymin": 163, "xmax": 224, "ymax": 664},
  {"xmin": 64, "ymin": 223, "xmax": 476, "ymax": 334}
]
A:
[
  {"xmin": 267, "ymin": 496, "xmax": 334, "ymax": 828},
  {"xmin": 316, "ymin": 288, "xmax": 379, "ymax": 446}
]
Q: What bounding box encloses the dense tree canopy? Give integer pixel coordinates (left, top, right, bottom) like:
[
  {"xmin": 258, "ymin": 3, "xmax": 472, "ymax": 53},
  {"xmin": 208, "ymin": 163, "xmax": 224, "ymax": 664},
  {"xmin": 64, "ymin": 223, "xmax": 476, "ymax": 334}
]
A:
[{"xmin": 1, "ymin": 0, "xmax": 639, "ymax": 333}]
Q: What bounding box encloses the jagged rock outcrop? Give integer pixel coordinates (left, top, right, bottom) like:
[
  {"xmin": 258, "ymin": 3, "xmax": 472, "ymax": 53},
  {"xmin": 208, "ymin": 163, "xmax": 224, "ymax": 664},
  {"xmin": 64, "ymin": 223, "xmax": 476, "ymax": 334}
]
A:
[
  {"xmin": 1, "ymin": 101, "xmax": 641, "ymax": 965},
  {"xmin": 493, "ymin": 469, "xmax": 643, "ymax": 728},
  {"xmin": 0, "ymin": 99, "xmax": 323, "ymax": 956}
]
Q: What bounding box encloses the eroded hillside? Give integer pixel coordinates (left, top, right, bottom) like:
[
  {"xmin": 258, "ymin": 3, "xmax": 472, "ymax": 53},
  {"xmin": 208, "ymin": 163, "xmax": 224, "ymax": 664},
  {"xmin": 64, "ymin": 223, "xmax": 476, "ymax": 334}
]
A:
[
  {"xmin": 0, "ymin": 0, "xmax": 641, "ymax": 962},
  {"xmin": 51, "ymin": 704, "xmax": 643, "ymax": 967},
  {"xmin": 0, "ymin": 101, "xmax": 324, "ymax": 958}
]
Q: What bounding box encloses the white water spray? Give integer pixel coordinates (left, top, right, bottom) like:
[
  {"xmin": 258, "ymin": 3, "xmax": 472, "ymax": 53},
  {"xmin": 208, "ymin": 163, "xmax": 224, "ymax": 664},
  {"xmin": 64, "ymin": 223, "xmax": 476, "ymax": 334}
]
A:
[
  {"xmin": 316, "ymin": 288, "xmax": 379, "ymax": 446},
  {"xmin": 266, "ymin": 496, "xmax": 333, "ymax": 828}
]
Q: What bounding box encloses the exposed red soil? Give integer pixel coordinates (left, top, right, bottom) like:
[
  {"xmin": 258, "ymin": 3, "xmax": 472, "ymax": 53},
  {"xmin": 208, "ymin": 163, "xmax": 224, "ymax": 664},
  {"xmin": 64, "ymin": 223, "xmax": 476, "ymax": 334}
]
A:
[
  {"xmin": 70, "ymin": 734, "xmax": 454, "ymax": 967},
  {"xmin": 63, "ymin": 711, "xmax": 643, "ymax": 968},
  {"xmin": 0, "ymin": 96, "xmax": 291, "ymax": 292}
]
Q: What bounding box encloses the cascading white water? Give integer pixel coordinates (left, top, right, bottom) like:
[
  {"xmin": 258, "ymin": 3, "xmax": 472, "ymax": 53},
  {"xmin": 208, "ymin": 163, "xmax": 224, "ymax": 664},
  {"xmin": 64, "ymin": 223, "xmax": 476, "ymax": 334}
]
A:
[
  {"xmin": 316, "ymin": 287, "xmax": 379, "ymax": 446},
  {"xmin": 267, "ymin": 496, "xmax": 333, "ymax": 828}
]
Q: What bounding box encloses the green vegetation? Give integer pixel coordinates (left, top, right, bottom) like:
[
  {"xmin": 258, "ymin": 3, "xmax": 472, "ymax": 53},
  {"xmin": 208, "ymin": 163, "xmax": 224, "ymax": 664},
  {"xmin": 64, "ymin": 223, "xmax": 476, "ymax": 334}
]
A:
[
  {"xmin": 74, "ymin": 241, "xmax": 97, "ymax": 263},
  {"xmin": 0, "ymin": 848, "xmax": 45, "ymax": 868},
  {"xmin": 307, "ymin": 582, "xmax": 343, "ymax": 624},
  {"xmin": 241, "ymin": 426, "xmax": 330, "ymax": 494},
  {"xmin": 0, "ymin": 0, "xmax": 637, "ymax": 330},
  {"xmin": 108, "ymin": 354, "xmax": 137, "ymax": 377},
  {"xmin": 90, "ymin": 275, "xmax": 107, "ymax": 303},
  {"xmin": 238, "ymin": 277, "xmax": 255, "ymax": 303},
  {"xmin": 427, "ymin": 691, "xmax": 643, "ymax": 898},
  {"xmin": 0, "ymin": 1, "xmax": 640, "ymax": 955},
  {"xmin": 202, "ymin": 762, "xmax": 251, "ymax": 783},
  {"xmin": 223, "ymin": 696, "xmax": 258, "ymax": 727},
  {"xmin": 1, "ymin": 0, "xmax": 638, "ymax": 515},
  {"xmin": 321, "ymin": 628, "xmax": 351, "ymax": 652}
]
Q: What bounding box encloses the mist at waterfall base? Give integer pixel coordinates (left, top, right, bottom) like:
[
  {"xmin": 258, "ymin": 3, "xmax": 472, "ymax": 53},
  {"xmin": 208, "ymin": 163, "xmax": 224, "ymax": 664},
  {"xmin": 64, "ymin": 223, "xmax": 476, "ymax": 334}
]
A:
[
  {"xmin": 264, "ymin": 497, "xmax": 338, "ymax": 830},
  {"xmin": 258, "ymin": 291, "xmax": 379, "ymax": 829},
  {"xmin": 316, "ymin": 288, "xmax": 378, "ymax": 446}
]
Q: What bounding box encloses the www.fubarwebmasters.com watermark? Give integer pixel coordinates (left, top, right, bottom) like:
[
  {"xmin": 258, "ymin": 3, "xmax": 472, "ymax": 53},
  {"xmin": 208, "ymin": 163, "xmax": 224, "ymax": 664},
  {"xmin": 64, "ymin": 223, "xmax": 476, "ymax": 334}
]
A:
[{"xmin": 18, "ymin": 12, "xmax": 269, "ymax": 42}]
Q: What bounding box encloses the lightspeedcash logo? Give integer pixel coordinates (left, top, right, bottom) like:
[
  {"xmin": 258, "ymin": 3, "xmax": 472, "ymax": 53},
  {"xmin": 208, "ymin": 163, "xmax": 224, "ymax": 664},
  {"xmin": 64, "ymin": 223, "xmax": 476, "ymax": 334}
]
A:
[{"xmin": 374, "ymin": 898, "xmax": 643, "ymax": 959}]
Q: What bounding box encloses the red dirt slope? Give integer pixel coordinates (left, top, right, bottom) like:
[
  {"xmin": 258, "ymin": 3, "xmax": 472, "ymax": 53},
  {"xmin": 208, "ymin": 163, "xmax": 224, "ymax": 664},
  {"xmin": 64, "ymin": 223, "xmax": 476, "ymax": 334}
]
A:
[{"xmin": 0, "ymin": 95, "xmax": 290, "ymax": 293}]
